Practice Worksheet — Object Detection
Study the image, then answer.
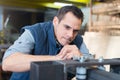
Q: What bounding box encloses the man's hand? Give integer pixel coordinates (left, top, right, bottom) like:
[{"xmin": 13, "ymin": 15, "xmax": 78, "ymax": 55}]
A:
[{"xmin": 56, "ymin": 45, "xmax": 83, "ymax": 60}]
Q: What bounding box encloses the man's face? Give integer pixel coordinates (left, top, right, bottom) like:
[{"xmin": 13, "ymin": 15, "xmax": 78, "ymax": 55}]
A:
[{"xmin": 53, "ymin": 12, "xmax": 82, "ymax": 46}]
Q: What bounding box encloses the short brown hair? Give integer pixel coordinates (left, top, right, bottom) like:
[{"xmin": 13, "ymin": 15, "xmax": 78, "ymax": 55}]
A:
[{"xmin": 56, "ymin": 5, "xmax": 84, "ymax": 22}]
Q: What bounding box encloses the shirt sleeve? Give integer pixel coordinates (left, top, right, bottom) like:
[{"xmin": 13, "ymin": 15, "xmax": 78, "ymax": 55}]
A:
[
  {"xmin": 3, "ymin": 29, "xmax": 35, "ymax": 59},
  {"xmin": 80, "ymin": 42, "xmax": 89, "ymax": 55}
]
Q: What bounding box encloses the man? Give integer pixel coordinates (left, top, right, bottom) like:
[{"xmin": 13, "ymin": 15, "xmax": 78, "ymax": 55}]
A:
[{"xmin": 2, "ymin": 6, "xmax": 89, "ymax": 80}]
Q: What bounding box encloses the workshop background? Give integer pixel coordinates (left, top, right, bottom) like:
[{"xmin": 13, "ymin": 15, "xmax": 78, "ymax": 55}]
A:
[{"xmin": 0, "ymin": 0, "xmax": 120, "ymax": 80}]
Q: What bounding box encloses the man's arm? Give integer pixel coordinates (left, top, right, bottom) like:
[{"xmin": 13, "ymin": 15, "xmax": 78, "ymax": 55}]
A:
[
  {"xmin": 2, "ymin": 30, "xmax": 62, "ymax": 72},
  {"xmin": 2, "ymin": 52, "xmax": 60, "ymax": 72}
]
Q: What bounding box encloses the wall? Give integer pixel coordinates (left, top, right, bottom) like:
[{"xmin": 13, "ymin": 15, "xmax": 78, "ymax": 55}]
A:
[{"xmin": 83, "ymin": 32, "xmax": 120, "ymax": 59}]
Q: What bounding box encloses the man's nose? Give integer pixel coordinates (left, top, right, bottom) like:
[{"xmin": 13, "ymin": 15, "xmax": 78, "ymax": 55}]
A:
[{"xmin": 68, "ymin": 30, "xmax": 73, "ymax": 38}]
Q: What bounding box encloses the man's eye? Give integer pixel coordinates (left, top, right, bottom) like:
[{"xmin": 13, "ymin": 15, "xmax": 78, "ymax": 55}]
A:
[
  {"xmin": 74, "ymin": 30, "xmax": 79, "ymax": 33},
  {"xmin": 65, "ymin": 25, "xmax": 70, "ymax": 29}
]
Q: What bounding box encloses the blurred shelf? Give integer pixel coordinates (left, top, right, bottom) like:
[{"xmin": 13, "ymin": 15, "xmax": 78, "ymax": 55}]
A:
[
  {"xmin": 88, "ymin": 0, "xmax": 120, "ymax": 36},
  {"xmin": 92, "ymin": 2, "xmax": 120, "ymax": 15}
]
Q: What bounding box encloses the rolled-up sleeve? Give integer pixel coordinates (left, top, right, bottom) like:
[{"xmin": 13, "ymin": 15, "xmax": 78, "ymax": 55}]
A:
[
  {"xmin": 3, "ymin": 29, "xmax": 35, "ymax": 59},
  {"xmin": 80, "ymin": 42, "xmax": 89, "ymax": 55}
]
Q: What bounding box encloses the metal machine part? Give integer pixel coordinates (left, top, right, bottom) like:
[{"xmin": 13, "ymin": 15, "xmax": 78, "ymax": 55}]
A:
[
  {"xmin": 30, "ymin": 58, "xmax": 120, "ymax": 80},
  {"xmin": 110, "ymin": 58, "xmax": 120, "ymax": 75}
]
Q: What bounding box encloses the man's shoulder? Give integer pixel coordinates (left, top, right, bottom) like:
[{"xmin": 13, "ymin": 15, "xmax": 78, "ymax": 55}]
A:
[
  {"xmin": 30, "ymin": 21, "xmax": 53, "ymax": 30},
  {"xmin": 30, "ymin": 21, "xmax": 52, "ymax": 28},
  {"xmin": 73, "ymin": 34, "xmax": 83, "ymax": 46},
  {"xmin": 76, "ymin": 34, "xmax": 83, "ymax": 40},
  {"xmin": 21, "ymin": 21, "xmax": 52, "ymax": 32}
]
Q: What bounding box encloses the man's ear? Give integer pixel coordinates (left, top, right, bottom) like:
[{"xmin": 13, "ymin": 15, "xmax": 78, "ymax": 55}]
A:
[{"xmin": 53, "ymin": 16, "xmax": 59, "ymax": 26}]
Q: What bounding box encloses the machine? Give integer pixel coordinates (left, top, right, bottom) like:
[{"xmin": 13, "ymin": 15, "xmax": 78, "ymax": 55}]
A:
[{"xmin": 30, "ymin": 56, "xmax": 120, "ymax": 80}]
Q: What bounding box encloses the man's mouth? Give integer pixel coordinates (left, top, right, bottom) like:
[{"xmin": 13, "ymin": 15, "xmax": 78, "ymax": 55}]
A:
[{"xmin": 65, "ymin": 38, "xmax": 71, "ymax": 43}]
